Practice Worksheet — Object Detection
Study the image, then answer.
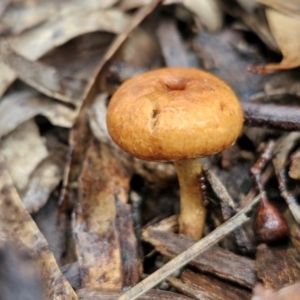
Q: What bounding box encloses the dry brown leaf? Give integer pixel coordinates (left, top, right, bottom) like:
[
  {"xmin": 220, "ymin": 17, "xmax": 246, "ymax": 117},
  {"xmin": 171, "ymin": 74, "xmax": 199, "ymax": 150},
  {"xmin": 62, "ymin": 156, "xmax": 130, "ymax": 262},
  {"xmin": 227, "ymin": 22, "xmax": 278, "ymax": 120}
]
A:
[
  {"xmin": 0, "ymin": 8, "xmax": 130, "ymax": 98},
  {"xmin": 11, "ymin": 8, "xmax": 130, "ymax": 62},
  {"xmin": 289, "ymin": 148, "xmax": 300, "ymax": 179},
  {"xmin": 0, "ymin": 90, "xmax": 76, "ymax": 139},
  {"xmin": 237, "ymin": 0, "xmax": 258, "ymax": 12},
  {"xmin": 249, "ymin": 8, "xmax": 300, "ymax": 74},
  {"xmin": 0, "ymin": 61, "xmax": 15, "ymax": 92},
  {"xmin": 0, "ymin": 41, "xmax": 86, "ymax": 103},
  {"xmin": 119, "ymin": 0, "xmax": 152, "ymax": 10},
  {"xmin": 74, "ymin": 141, "xmax": 130, "ymax": 290},
  {"xmin": 163, "ymin": 0, "xmax": 223, "ymax": 31},
  {"xmin": 0, "ymin": 120, "xmax": 48, "ymax": 193},
  {"xmin": 22, "ymin": 154, "xmax": 65, "ymax": 214},
  {"xmin": 0, "ymin": 0, "xmax": 10, "ymax": 20},
  {"xmin": 0, "ymin": 153, "xmax": 78, "ymax": 299},
  {"xmin": 256, "ymin": 0, "xmax": 300, "ymax": 19},
  {"xmin": 0, "ymin": 0, "xmax": 119, "ymax": 35},
  {"xmin": 0, "ymin": 2, "xmax": 62, "ymax": 35}
]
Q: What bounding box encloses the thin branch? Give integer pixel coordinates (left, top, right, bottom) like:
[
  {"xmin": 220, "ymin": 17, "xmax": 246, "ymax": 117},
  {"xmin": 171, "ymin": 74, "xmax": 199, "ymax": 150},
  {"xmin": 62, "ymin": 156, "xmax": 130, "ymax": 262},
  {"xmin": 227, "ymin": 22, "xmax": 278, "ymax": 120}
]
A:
[{"xmin": 117, "ymin": 194, "xmax": 262, "ymax": 300}]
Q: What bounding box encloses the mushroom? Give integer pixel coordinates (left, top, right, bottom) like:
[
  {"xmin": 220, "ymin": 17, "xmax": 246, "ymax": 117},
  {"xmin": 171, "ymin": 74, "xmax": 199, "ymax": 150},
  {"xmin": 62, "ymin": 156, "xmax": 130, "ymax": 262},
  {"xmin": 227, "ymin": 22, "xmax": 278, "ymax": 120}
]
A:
[{"xmin": 106, "ymin": 67, "xmax": 243, "ymax": 239}]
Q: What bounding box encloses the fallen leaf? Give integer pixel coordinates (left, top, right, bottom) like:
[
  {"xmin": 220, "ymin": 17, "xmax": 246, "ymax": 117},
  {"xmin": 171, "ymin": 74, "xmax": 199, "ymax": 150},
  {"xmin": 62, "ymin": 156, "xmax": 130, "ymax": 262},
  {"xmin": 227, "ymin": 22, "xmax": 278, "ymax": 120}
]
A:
[
  {"xmin": 0, "ymin": 0, "xmax": 119, "ymax": 35},
  {"xmin": 163, "ymin": 0, "xmax": 223, "ymax": 31},
  {"xmin": 248, "ymin": 8, "xmax": 300, "ymax": 74},
  {"xmin": 0, "ymin": 90, "xmax": 76, "ymax": 139},
  {"xmin": 0, "ymin": 120, "xmax": 48, "ymax": 193},
  {"xmin": 256, "ymin": 0, "xmax": 300, "ymax": 19},
  {"xmin": 0, "ymin": 153, "xmax": 78, "ymax": 299},
  {"xmin": 119, "ymin": 0, "xmax": 152, "ymax": 10},
  {"xmin": 22, "ymin": 154, "xmax": 65, "ymax": 214},
  {"xmin": 0, "ymin": 41, "xmax": 86, "ymax": 103},
  {"xmin": 0, "ymin": 7, "xmax": 130, "ymax": 98}
]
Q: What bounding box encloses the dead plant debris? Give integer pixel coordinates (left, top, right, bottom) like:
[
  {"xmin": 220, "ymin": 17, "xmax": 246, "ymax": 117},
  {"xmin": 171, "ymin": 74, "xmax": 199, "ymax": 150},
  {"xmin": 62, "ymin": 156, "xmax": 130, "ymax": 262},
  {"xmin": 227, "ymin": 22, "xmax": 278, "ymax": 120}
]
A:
[{"xmin": 1, "ymin": 0, "xmax": 300, "ymax": 299}]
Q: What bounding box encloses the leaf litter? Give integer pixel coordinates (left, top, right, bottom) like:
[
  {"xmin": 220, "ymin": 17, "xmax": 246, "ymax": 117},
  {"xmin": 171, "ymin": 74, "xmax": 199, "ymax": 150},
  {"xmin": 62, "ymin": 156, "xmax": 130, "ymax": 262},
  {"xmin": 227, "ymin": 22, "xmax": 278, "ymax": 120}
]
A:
[{"xmin": 2, "ymin": 0, "xmax": 300, "ymax": 299}]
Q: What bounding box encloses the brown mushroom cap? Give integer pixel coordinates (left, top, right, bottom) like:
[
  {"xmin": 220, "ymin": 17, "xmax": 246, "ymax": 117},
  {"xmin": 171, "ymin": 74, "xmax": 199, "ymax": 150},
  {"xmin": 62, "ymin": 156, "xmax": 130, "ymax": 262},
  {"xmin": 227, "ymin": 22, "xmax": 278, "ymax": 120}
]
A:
[{"xmin": 106, "ymin": 67, "xmax": 244, "ymax": 162}]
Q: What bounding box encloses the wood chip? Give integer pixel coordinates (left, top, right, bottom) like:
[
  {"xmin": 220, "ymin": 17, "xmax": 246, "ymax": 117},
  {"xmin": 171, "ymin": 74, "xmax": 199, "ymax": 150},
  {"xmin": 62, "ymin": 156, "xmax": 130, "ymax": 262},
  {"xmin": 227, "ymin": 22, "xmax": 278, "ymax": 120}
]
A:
[
  {"xmin": 74, "ymin": 140, "xmax": 131, "ymax": 290},
  {"xmin": 167, "ymin": 269, "xmax": 251, "ymax": 300},
  {"xmin": 256, "ymin": 243, "xmax": 300, "ymax": 289},
  {"xmin": 142, "ymin": 228, "xmax": 257, "ymax": 288}
]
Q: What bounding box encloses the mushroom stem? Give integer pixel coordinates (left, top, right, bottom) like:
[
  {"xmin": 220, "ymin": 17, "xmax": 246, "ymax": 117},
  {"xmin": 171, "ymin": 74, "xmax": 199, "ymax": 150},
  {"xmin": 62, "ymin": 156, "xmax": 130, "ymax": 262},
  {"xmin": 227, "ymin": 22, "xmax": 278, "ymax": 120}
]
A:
[{"xmin": 174, "ymin": 158, "xmax": 206, "ymax": 240}]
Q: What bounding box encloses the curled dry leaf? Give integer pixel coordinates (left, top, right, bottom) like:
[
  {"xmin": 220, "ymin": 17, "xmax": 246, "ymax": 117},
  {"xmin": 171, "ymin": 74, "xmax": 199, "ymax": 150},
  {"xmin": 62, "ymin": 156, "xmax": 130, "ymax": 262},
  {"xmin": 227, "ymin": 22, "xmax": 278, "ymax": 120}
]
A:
[
  {"xmin": 0, "ymin": 90, "xmax": 76, "ymax": 140},
  {"xmin": 11, "ymin": 8, "xmax": 130, "ymax": 62},
  {"xmin": 0, "ymin": 41, "xmax": 86, "ymax": 103},
  {"xmin": 163, "ymin": 0, "xmax": 223, "ymax": 31},
  {"xmin": 222, "ymin": 2, "xmax": 278, "ymax": 53},
  {"xmin": 22, "ymin": 154, "xmax": 65, "ymax": 214},
  {"xmin": 119, "ymin": 0, "xmax": 152, "ymax": 10},
  {"xmin": 0, "ymin": 0, "xmax": 119, "ymax": 35},
  {"xmin": 0, "ymin": 0, "xmax": 10, "ymax": 20},
  {"xmin": 273, "ymin": 133, "xmax": 300, "ymax": 224},
  {"xmin": 0, "ymin": 7, "xmax": 130, "ymax": 98},
  {"xmin": 256, "ymin": 0, "xmax": 300, "ymax": 19},
  {"xmin": 236, "ymin": 0, "xmax": 258, "ymax": 12},
  {"xmin": 289, "ymin": 147, "xmax": 300, "ymax": 179},
  {"xmin": 249, "ymin": 8, "xmax": 300, "ymax": 74},
  {"xmin": 0, "ymin": 120, "xmax": 48, "ymax": 193},
  {"xmin": 0, "ymin": 153, "xmax": 78, "ymax": 299}
]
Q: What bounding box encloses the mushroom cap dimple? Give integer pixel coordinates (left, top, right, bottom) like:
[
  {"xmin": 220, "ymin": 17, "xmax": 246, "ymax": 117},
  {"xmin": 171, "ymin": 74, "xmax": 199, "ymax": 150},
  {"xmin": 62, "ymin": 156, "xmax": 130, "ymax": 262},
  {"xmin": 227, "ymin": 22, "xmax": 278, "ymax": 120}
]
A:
[{"xmin": 106, "ymin": 67, "xmax": 244, "ymax": 162}]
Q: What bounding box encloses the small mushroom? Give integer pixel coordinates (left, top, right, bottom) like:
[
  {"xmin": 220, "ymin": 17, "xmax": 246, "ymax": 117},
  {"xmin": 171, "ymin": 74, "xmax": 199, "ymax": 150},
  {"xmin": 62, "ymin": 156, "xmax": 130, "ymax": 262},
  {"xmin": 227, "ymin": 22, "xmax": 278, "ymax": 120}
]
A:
[{"xmin": 106, "ymin": 67, "xmax": 243, "ymax": 239}]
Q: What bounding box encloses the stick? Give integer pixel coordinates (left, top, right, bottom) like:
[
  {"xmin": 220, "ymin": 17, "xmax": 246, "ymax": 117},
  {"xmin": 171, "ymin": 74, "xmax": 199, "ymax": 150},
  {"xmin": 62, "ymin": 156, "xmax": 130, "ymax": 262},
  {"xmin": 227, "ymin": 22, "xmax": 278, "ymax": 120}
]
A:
[{"xmin": 117, "ymin": 194, "xmax": 262, "ymax": 300}]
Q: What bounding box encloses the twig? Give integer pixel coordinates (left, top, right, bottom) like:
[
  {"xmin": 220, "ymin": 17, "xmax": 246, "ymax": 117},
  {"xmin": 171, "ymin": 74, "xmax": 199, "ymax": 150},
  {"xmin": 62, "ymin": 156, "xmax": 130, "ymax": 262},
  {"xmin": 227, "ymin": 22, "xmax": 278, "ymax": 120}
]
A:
[
  {"xmin": 242, "ymin": 102, "xmax": 300, "ymax": 131},
  {"xmin": 117, "ymin": 194, "xmax": 262, "ymax": 300},
  {"xmin": 250, "ymin": 140, "xmax": 275, "ymax": 200}
]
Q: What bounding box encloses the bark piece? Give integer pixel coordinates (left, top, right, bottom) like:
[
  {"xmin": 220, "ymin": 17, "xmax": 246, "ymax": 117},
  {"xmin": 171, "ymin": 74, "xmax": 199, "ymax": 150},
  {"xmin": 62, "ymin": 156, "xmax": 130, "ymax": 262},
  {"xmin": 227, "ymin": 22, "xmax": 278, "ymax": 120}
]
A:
[
  {"xmin": 74, "ymin": 140, "xmax": 140, "ymax": 290},
  {"xmin": 256, "ymin": 243, "xmax": 300, "ymax": 289},
  {"xmin": 142, "ymin": 229, "xmax": 256, "ymax": 288},
  {"xmin": 116, "ymin": 199, "xmax": 141, "ymax": 288},
  {"xmin": 167, "ymin": 269, "xmax": 251, "ymax": 300}
]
